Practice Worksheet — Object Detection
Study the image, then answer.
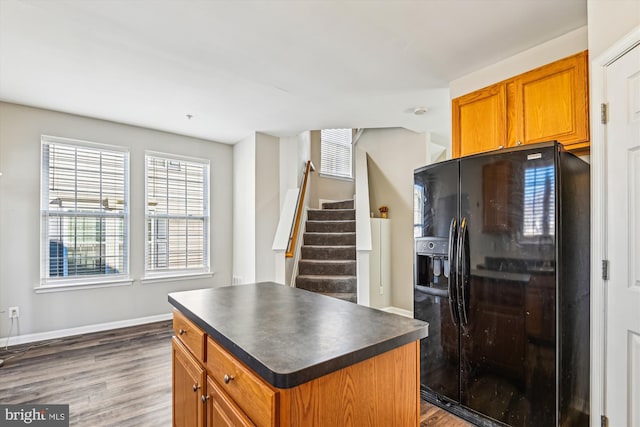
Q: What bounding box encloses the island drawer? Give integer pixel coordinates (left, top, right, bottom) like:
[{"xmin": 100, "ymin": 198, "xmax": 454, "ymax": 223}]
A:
[
  {"xmin": 206, "ymin": 337, "xmax": 276, "ymax": 427},
  {"xmin": 173, "ymin": 309, "xmax": 206, "ymax": 362}
]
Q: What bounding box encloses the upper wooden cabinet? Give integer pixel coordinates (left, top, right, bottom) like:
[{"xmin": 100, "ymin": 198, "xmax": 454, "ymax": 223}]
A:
[
  {"xmin": 452, "ymin": 83, "xmax": 507, "ymax": 157},
  {"xmin": 452, "ymin": 51, "xmax": 589, "ymax": 158}
]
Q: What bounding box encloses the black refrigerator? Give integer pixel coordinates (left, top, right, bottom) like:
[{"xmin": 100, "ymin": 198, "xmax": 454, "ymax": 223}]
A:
[{"xmin": 413, "ymin": 141, "xmax": 589, "ymax": 426}]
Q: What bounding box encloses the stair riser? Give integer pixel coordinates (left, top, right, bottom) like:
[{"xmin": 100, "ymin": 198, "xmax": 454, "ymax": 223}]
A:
[
  {"xmin": 307, "ymin": 209, "xmax": 355, "ymax": 221},
  {"xmin": 295, "ymin": 277, "xmax": 357, "ymax": 293},
  {"xmin": 298, "ymin": 261, "xmax": 356, "ymax": 275},
  {"xmin": 301, "ymin": 246, "xmax": 355, "ymax": 260},
  {"xmin": 306, "ymin": 221, "xmax": 355, "ymax": 233},
  {"xmin": 322, "ymin": 200, "xmax": 354, "ymax": 210},
  {"xmin": 297, "ymin": 198, "xmax": 356, "ymax": 303}
]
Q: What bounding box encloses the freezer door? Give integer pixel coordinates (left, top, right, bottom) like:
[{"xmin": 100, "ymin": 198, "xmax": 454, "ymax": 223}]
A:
[
  {"xmin": 458, "ymin": 146, "xmax": 558, "ymax": 426},
  {"xmin": 414, "ymin": 160, "xmax": 460, "ymax": 402}
]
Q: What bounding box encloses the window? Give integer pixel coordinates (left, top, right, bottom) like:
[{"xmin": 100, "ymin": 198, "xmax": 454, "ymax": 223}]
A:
[
  {"xmin": 145, "ymin": 153, "xmax": 209, "ymax": 275},
  {"xmin": 523, "ymin": 165, "xmax": 555, "ymax": 237},
  {"xmin": 41, "ymin": 136, "xmax": 129, "ymax": 285},
  {"xmin": 320, "ymin": 129, "xmax": 352, "ymax": 179}
]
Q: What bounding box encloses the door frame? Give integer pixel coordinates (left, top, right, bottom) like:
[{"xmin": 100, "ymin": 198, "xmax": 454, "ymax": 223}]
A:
[{"xmin": 590, "ymin": 25, "xmax": 640, "ymax": 427}]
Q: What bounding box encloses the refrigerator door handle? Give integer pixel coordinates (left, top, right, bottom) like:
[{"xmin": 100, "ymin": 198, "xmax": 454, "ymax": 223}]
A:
[
  {"xmin": 447, "ymin": 217, "xmax": 460, "ymax": 326},
  {"xmin": 457, "ymin": 217, "xmax": 470, "ymax": 326}
]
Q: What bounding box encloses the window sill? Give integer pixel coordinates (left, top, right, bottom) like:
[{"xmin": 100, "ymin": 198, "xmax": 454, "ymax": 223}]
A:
[
  {"xmin": 319, "ymin": 173, "xmax": 353, "ymax": 182},
  {"xmin": 35, "ymin": 278, "xmax": 134, "ymax": 293},
  {"xmin": 140, "ymin": 271, "xmax": 214, "ymax": 284}
]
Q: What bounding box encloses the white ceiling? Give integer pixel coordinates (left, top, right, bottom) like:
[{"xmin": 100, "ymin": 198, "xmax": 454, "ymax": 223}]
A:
[{"xmin": 0, "ymin": 0, "xmax": 587, "ymax": 144}]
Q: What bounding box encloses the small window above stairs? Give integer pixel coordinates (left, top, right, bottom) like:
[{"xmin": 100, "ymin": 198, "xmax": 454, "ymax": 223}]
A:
[{"xmin": 295, "ymin": 200, "xmax": 357, "ymax": 303}]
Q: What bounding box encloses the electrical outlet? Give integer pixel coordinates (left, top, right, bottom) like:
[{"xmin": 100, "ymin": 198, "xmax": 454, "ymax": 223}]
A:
[{"xmin": 8, "ymin": 306, "xmax": 19, "ymax": 319}]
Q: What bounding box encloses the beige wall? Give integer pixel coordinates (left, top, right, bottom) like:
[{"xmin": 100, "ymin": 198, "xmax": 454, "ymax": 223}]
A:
[
  {"xmin": 0, "ymin": 102, "xmax": 233, "ymax": 338},
  {"xmin": 357, "ymin": 128, "xmax": 428, "ymax": 311},
  {"xmin": 309, "ymin": 130, "xmax": 355, "ymax": 208}
]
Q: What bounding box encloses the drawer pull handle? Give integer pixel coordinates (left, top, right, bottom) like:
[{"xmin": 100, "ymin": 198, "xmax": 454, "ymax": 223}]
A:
[
  {"xmin": 192, "ymin": 384, "xmax": 200, "ymax": 392},
  {"xmin": 201, "ymin": 395, "xmax": 209, "ymax": 403},
  {"xmin": 178, "ymin": 329, "xmax": 186, "ymax": 335},
  {"xmin": 223, "ymin": 374, "xmax": 235, "ymax": 384}
]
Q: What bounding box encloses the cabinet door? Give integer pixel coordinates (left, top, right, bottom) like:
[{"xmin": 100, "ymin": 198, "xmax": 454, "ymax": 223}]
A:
[
  {"xmin": 513, "ymin": 51, "xmax": 589, "ymax": 151},
  {"xmin": 452, "ymin": 82, "xmax": 507, "ymax": 157},
  {"xmin": 173, "ymin": 337, "xmax": 206, "ymax": 427},
  {"xmin": 206, "ymin": 377, "xmax": 254, "ymax": 427}
]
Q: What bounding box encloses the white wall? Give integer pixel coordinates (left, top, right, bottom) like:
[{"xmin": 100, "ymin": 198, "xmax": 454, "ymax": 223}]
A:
[
  {"xmin": 450, "ymin": 26, "xmax": 588, "ymax": 98},
  {"xmin": 233, "ymin": 132, "xmax": 281, "ymax": 284},
  {"xmin": 297, "ymin": 131, "xmax": 311, "ymax": 176},
  {"xmin": 279, "ymin": 136, "xmax": 299, "ymax": 209},
  {"xmin": 0, "ymin": 102, "xmax": 233, "ymax": 339},
  {"xmin": 277, "ymin": 131, "xmax": 312, "ymax": 209},
  {"xmin": 357, "ymin": 128, "xmax": 428, "ymax": 311},
  {"xmin": 586, "ymin": 4, "xmax": 639, "ymax": 424},
  {"xmin": 255, "ymin": 132, "xmax": 279, "ymax": 283},
  {"xmin": 232, "ymin": 134, "xmax": 256, "ymax": 284},
  {"xmin": 587, "ymin": 0, "xmax": 640, "ymax": 59}
]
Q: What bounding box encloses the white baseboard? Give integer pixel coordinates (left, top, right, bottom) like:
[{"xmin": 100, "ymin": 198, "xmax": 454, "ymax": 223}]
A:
[
  {"xmin": 380, "ymin": 306, "xmax": 413, "ymax": 318},
  {"xmin": 1, "ymin": 313, "xmax": 173, "ymax": 347}
]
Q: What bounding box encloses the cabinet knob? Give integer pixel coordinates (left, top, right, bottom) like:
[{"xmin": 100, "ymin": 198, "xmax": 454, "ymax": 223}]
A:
[
  {"xmin": 178, "ymin": 329, "xmax": 186, "ymax": 335},
  {"xmin": 192, "ymin": 384, "xmax": 200, "ymax": 392},
  {"xmin": 516, "ymin": 140, "xmax": 523, "ymax": 146},
  {"xmin": 201, "ymin": 395, "xmax": 210, "ymax": 403},
  {"xmin": 223, "ymin": 374, "xmax": 235, "ymax": 384},
  {"xmin": 498, "ymin": 145, "xmax": 504, "ymax": 149}
]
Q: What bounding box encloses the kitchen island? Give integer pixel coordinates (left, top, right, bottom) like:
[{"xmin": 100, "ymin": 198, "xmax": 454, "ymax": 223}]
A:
[{"xmin": 169, "ymin": 282, "xmax": 428, "ymax": 426}]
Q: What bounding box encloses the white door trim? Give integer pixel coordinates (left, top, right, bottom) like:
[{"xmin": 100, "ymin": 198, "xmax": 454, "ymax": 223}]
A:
[{"xmin": 590, "ymin": 25, "xmax": 640, "ymax": 427}]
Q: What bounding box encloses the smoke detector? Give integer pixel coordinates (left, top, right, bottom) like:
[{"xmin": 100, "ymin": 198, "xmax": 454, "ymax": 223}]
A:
[{"xmin": 413, "ymin": 107, "xmax": 429, "ymax": 115}]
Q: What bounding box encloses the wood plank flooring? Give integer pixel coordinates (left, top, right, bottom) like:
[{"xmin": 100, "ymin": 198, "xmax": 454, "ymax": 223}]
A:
[
  {"xmin": 0, "ymin": 321, "xmax": 174, "ymax": 426},
  {"xmin": 0, "ymin": 321, "xmax": 470, "ymax": 426},
  {"xmin": 420, "ymin": 401, "xmax": 474, "ymax": 427}
]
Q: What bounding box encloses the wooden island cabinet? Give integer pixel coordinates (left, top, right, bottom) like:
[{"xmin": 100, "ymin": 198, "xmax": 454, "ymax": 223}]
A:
[
  {"xmin": 169, "ymin": 283, "xmax": 428, "ymax": 427},
  {"xmin": 453, "ymin": 50, "xmax": 589, "ymax": 157}
]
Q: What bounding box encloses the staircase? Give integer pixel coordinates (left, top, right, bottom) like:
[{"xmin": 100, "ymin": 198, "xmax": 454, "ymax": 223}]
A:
[{"xmin": 295, "ymin": 200, "xmax": 357, "ymax": 303}]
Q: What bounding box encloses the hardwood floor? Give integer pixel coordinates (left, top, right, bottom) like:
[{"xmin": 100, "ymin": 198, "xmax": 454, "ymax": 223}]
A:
[
  {"xmin": 420, "ymin": 401, "xmax": 474, "ymax": 427},
  {"xmin": 0, "ymin": 321, "xmax": 470, "ymax": 426},
  {"xmin": 0, "ymin": 321, "xmax": 174, "ymax": 426}
]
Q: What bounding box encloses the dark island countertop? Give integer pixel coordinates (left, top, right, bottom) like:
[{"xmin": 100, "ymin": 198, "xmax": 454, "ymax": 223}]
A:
[{"xmin": 168, "ymin": 282, "xmax": 428, "ymax": 389}]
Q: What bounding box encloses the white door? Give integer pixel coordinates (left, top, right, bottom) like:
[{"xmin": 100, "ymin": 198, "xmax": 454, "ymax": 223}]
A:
[{"xmin": 605, "ymin": 42, "xmax": 640, "ymax": 427}]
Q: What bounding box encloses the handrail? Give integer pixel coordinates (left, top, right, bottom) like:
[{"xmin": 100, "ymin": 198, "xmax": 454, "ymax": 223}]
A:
[{"xmin": 286, "ymin": 160, "xmax": 314, "ymax": 257}]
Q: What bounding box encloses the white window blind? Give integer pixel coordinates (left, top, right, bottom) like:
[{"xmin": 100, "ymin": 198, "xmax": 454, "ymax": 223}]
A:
[
  {"xmin": 320, "ymin": 129, "xmax": 353, "ymax": 179},
  {"xmin": 145, "ymin": 154, "xmax": 209, "ymax": 274},
  {"xmin": 41, "ymin": 137, "xmax": 129, "ymax": 283},
  {"xmin": 523, "ymin": 165, "xmax": 555, "ymax": 237}
]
